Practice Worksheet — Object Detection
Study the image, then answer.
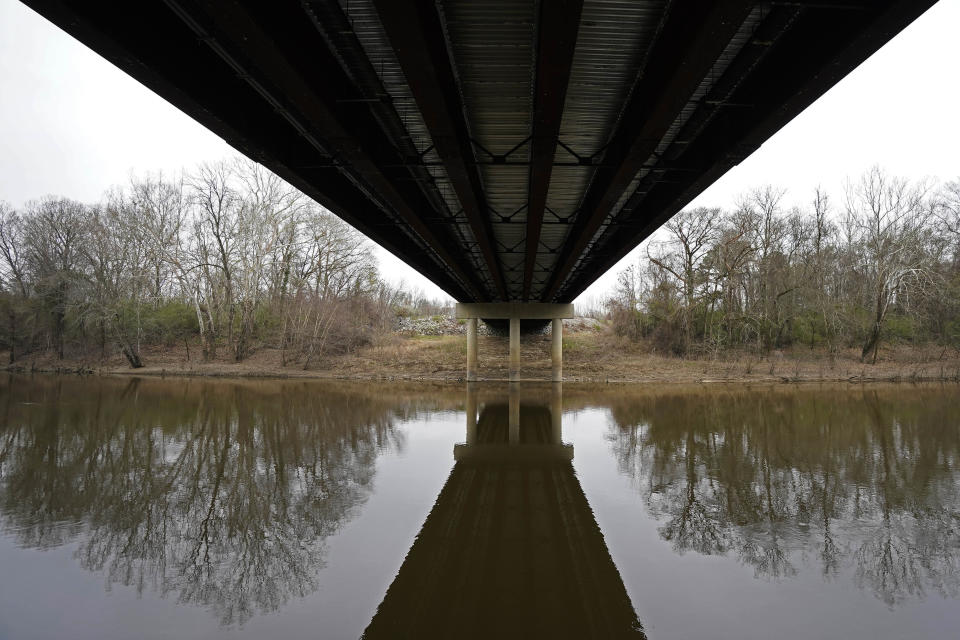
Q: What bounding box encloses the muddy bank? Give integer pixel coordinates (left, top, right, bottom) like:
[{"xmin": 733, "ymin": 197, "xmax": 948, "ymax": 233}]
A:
[{"xmin": 6, "ymin": 333, "xmax": 960, "ymax": 385}]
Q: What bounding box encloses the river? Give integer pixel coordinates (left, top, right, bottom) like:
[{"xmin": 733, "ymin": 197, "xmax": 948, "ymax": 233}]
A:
[{"xmin": 0, "ymin": 375, "xmax": 958, "ymax": 639}]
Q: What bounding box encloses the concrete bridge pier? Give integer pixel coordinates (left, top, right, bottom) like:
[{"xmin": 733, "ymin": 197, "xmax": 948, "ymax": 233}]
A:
[
  {"xmin": 509, "ymin": 317, "xmax": 520, "ymax": 380},
  {"xmin": 456, "ymin": 303, "xmax": 574, "ymax": 382},
  {"xmin": 552, "ymin": 319, "xmax": 563, "ymax": 382},
  {"xmin": 466, "ymin": 318, "xmax": 478, "ymax": 382}
]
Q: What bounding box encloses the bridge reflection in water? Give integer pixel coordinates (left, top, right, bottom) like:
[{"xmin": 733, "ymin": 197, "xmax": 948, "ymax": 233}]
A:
[{"xmin": 363, "ymin": 384, "xmax": 646, "ymax": 640}]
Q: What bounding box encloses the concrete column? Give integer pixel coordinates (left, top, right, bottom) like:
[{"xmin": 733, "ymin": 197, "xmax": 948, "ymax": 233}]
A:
[
  {"xmin": 466, "ymin": 318, "xmax": 478, "ymax": 381},
  {"xmin": 551, "ymin": 318, "xmax": 563, "ymax": 382},
  {"xmin": 550, "ymin": 382, "xmax": 562, "ymax": 444},
  {"xmin": 465, "ymin": 383, "xmax": 478, "ymax": 445},
  {"xmin": 508, "ymin": 383, "xmax": 520, "ymax": 444},
  {"xmin": 509, "ymin": 316, "xmax": 520, "ymax": 381}
]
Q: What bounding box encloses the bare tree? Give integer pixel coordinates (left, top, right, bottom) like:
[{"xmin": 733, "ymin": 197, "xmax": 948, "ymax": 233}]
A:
[
  {"xmin": 737, "ymin": 186, "xmax": 796, "ymax": 351},
  {"xmin": 0, "ymin": 157, "xmax": 405, "ymax": 366},
  {"xmin": 807, "ymin": 188, "xmax": 839, "ymax": 352},
  {"xmin": 647, "ymin": 207, "xmax": 718, "ymax": 352},
  {"xmin": 936, "ymin": 178, "xmax": 960, "ymax": 267},
  {"xmin": 125, "ymin": 173, "xmax": 189, "ymax": 303},
  {"xmin": 83, "ymin": 203, "xmax": 144, "ymax": 367},
  {"xmin": 21, "ymin": 197, "xmax": 89, "ymax": 360},
  {"xmin": 845, "ymin": 167, "xmax": 934, "ymax": 363},
  {"xmin": 188, "ymin": 161, "xmax": 241, "ymax": 359},
  {"xmin": 0, "ymin": 202, "xmax": 29, "ymax": 362},
  {"xmin": 231, "ymin": 158, "xmax": 307, "ymax": 360}
]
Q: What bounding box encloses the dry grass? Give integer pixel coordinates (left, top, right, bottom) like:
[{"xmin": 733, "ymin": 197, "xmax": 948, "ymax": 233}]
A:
[{"xmin": 6, "ymin": 334, "xmax": 960, "ymax": 384}]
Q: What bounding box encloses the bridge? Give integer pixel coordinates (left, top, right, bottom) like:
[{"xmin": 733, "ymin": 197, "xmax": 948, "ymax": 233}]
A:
[{"xmin": 23, "ymin": 0, "xmax": 935, "ymax": 378}]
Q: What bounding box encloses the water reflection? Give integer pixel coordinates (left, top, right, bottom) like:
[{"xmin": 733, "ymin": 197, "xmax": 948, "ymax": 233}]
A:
[
  {"xmin": 0, "ymin": 376, "xmax": 428, "ymax": 625},
  {"xmin": 603, "ymin": 385, "xmax": 960, "ymax": 607},
  {"xmin": 3, "ymin": 376, "xmax": 959, "ymax": 636},
  {"xmin": 363, "ymin": 384, "xmax": 646, "ymax": 640}
]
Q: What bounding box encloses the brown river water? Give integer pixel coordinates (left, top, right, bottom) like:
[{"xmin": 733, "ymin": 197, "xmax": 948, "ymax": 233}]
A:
[{"xmin": 0, "ymin": 375, "xmax": 958, "ymax": 639}]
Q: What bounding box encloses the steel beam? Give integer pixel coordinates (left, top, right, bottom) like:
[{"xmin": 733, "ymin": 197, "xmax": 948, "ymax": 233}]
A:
[
  {"xmin": 20, "ymin": 0, "xmax": 478, "ymax": 301},
  {"xmin": 523, "ymin": 0, "xmax": 583, "ymax": 301},
  {"xmin": 455, "ymin": 303, "xmax": 574, "ymax": 320},
  {"xmin": 158, "ymin": 0, "xmax": 491, "ymax": 299},
  {"xmin": 301, "ymin": 0, "xmax": 477, "ymax": 282},
  {"xmin": 543, "ymin": 0, "xmax": 754, "ymax": 301},
  {"xmin": 552, "ymin": 0, "xmax": 936, "ymax": 301},
  {"xmin": 373, "ymin": 0, "xmax": 508, "ymax": 301},
  {"xmin": 21, "ymin": 0, "xmax": 936, "ymax": 307}
]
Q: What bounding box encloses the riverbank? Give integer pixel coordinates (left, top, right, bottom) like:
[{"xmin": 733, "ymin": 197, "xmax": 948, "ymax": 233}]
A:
[{"xmin": 5, "ymin": 333, "xmax": 960, "ymax": 384}]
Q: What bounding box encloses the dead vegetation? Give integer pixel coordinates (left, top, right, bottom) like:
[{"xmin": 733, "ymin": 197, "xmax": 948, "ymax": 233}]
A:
[{"xmin": 8, "ymin": 329, "xmax": 960, "ymax": 384}]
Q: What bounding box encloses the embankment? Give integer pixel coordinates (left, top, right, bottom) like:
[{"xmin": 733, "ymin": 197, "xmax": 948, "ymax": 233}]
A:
[{"xmin": 6, "ymin": 333, "xmax": 960, "ymax": 384}]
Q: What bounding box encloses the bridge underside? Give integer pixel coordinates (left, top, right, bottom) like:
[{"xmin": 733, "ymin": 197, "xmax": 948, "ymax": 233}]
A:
[{"xmin": 23, "ymin": 0, "xmax": 935, "ymax": 302}]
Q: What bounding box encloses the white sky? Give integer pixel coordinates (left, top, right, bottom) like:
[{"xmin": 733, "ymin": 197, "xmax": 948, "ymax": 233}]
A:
[{"xmin": 2, "ymin": 0, "xmax": 958, "ymax": 306}]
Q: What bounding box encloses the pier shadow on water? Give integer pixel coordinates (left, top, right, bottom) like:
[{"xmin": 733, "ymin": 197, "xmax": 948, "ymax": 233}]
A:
[{"xmin": 361, "ymin": 384, "xmax": 645, "ymax": 639}]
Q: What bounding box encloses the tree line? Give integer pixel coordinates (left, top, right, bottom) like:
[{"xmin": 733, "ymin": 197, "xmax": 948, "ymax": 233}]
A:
[
  {"xmin": 0, "ymin": 158, "xmax": 443, "ymax": 368},
  {"xmin": 607, "ymin": 167, "xmax": 960, "ymax": 361}
]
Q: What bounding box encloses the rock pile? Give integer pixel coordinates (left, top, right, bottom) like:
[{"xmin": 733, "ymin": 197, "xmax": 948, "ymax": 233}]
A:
[{"xmin": 396, "ymin": 315, "xmax": 601, "ymax": 336}]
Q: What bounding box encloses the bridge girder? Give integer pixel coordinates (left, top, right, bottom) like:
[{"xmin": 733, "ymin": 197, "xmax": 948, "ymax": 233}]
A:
[{"xmin": 21, "ymin": 0, "xmax": 938, "ymax": 302}]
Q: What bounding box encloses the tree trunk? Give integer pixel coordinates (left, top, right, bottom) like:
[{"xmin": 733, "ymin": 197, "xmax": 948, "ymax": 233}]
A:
[
  {"xmin": 119, "ymin": 341, "xmax": 144, "ymax": 368},
  {"xmin": 53, "ymin": 310, "xmax": 65, "ymax": 360},
  {"xmin": 7, "ymin": 309, "xmax": 16, "ymax": 364},
  {"xmin": 7, "ymin": 303, "xmax": 17, "ymax": 364},
  {"xmin": 100, "ymin": 320, "xmax": 107, "ymax": 361},
  {"xmin": 861, "ymin": 292, "xmax": 885, "ymax": 364},
  {"xmin": 112, "ymin": 315, "xmax": 144, "ymax": 368}
]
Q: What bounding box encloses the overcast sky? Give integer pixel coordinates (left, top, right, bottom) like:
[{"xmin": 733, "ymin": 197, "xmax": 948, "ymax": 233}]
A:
[{"xmin": 1, "ymin": 0, "xmax": 958, "ymax": 305}]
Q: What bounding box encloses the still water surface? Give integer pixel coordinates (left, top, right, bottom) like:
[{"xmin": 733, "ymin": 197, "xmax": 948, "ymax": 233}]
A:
[{"xmin": 1, "ymin": 375, "xmax": 958, "ymax": 639}]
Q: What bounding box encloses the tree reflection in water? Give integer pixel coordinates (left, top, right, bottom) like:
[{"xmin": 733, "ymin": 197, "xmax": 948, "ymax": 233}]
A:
[
  {"xmin": 603, "ymin": 384, "xmax": 960, "ymax": 607},
  {"xmin": 0, "ymin": 376, "xmax": 433, "ymax": 625}
]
